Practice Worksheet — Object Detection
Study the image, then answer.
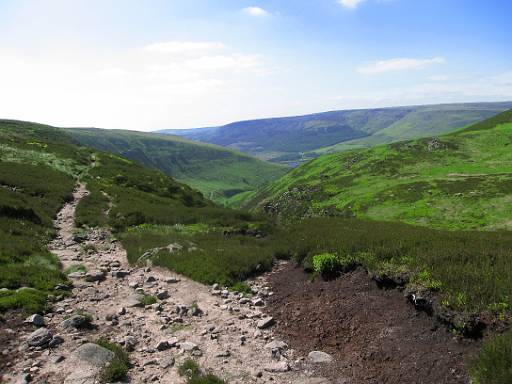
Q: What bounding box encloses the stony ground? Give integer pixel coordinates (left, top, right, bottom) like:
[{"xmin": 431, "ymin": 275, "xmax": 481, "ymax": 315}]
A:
[{"xmin": 1, "ymin": 185, "xmax": 332, "ymax": 384}]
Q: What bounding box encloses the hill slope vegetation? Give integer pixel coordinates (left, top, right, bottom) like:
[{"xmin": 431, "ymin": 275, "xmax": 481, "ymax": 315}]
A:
[
  {"xmin": 247, "ymin": 110, "xmax": 512, "ymax": 231},
  {"xmin": 0, "ymin": 120, "xmax": 272, "ymax": 312},
  {"xmin": 66, "ymin": 128, "xmax": 286, "ymax": 205},
  {"xmin": 159, "ymin": 102, "xmax": 512, "ymax": 165}
]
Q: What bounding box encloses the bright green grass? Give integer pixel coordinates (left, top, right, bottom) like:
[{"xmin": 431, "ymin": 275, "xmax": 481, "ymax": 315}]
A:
[{"xmin": 247, "ymin": 111, "xmax": 512, "ymax": 231}]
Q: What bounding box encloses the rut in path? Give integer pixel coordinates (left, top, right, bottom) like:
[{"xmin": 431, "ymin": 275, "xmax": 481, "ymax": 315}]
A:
[{"xmin": 6, "ymin": 183, "xmax": 331, "ymax": 384}]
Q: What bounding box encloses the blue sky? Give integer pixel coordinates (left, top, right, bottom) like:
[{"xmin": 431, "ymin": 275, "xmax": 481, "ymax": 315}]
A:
[{"xmin": 0, "ymin": 0, "xmax": 510, "ymax": 130}]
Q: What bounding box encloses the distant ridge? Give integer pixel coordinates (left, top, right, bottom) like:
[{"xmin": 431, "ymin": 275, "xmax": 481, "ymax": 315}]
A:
[{"xmin": 157, "ymin": 102, "xmax": 512, "ymax": 165}]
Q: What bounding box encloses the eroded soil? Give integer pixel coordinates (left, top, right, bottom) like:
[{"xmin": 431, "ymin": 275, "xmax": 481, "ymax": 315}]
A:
[{"xmin": 265, "ymin": 263, "xmax": 479, "ymax": 384}]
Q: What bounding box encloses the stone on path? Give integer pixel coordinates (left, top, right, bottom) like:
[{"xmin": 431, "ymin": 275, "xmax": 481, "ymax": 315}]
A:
[
  {"xmin": 156, "ymin": 290, "xmax": 170, "ymax": 300},
  {"xmin": 308, "ymin": 351, "xmax": 333, "ymax": 364},
  {"xmin": 257, "ymin": 317, "xmax": 275, "ymax": 329},
  {"xmin": 179, "ymin": 341, "xmax": 199, "ymax": 352},
  {"xmin": 27, "ymin": 327, "xmax": 53, "ymax": 347},
  {"xmin": 84, "ymin": 270, "xmax": 105, "ymax": 282},
  {"xmin": 59, "ymin": 315, "xmax": 90, "ymax": 330},
  {"xmin": 24, "ymin": 314, "xmax": 45, "ymax": 327},
  {"xmin": 67, "ymin": 272, "xmax": 85, "ymax": 279},
  {"xmin": 264, "ymin": 361, "xmax": 290, "ymax": 373},
  {"xmin": 265, "ymin": 340, "xmax": 288, "ymax": 351},
  {"xmin": 296, "ymin": 378, "xmax": 332, "ymax": 384},
  {"xmin": 126, "ymin": 294, "xmax": 145, "ymax": 308}
]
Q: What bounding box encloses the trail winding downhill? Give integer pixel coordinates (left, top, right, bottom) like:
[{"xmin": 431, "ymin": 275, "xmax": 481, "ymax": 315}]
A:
[{"xmin": 5, "ymin": 184, "xmax": 330, "ymax": 384}]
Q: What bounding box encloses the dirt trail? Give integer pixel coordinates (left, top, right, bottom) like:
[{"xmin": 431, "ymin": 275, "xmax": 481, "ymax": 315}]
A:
[
  {"xmin": 4, "ymin": 184, "xmax": 329, "ymax": 384},
  {"xmin": 265, "ymin": 263, "xmax": 479, "ymax": 384}
]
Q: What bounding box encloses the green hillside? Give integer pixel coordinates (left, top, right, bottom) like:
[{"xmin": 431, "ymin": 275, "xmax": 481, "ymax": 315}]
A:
[
  {"xmin": 161, "ymin": 102, "xmax": 512, "ymax": 164},
  {"xmin": 0, "ymin": 120, "xmax": 272, "ymax": 312},
  {"xmin": 247, "ymin": 110, "xmax": 512, "ymax": 231},
  {"xmin": 66, "ymin": 128, "xmax": 287, "ymax": 205}
]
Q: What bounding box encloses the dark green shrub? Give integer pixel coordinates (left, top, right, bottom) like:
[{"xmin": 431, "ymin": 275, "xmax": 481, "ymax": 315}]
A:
[
  {"xmin": 138, "ymin": 294, "xmax": 157, "ymax": 306},
  {"xmin": 178, "ymin": 359, "xmax": 201, "ymax": 379},
  {"xmin": 230, "ymin": 282, "xmax": 252, "ymax": 295},
  {"xmin": 188, "ymin": 373, "xmax": 226, "ymax": 384},
  {"xmin": 178, "ymin": 359, "xmax": 226, "ymax": 384},
  {"xmin": 471, "ymin": 330, "xmax": 512, "ymax": 384},
  {"xmin": 65, "ymin": 264, "xmax": 87, "ymax": 275},
  {"xmin": 0, "ymin": 288, "xmax": 48, "ymax": 313},
  {"xmin": 312, "ymin": 253, "xmax": 342, "ymax": 279}
]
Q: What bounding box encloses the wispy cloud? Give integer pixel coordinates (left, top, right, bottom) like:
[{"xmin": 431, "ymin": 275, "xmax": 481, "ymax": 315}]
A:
[
  {"xmin": 357, "ymin": 57, "xmax": 446, "ymax": 75},
  {"xmin": 338, "ymin": 0, "xmax": 367, "ymax": 9},
  {"xmin": 144, "ymin": 41, "xmax": 225, "ymax": 54},
  {"xmin": 242, "ymin": 6, "xmax": 270, "ymax": 17}
]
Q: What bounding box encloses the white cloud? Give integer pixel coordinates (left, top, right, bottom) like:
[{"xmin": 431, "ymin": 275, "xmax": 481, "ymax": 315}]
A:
[
  {"xmin": 97, "ymin": 67, "xmax": 130, "ymax": 78},
  {"xmin": 242, "ymin": 6, "xmax": 269, "ymax": 16},
  {"xmin": 357, "ymin": 57, "xmax": 446, "ymax": 75},
  {"xmin": 338, "ymin": 0, "xmax": 367, "ymax": 9},
  {"xmin": 186, "ymin": 54, "xmax": 263, "ymax": 71},
  {"xmin": 144, "ymin": 41, "xmax": 225, "ymax": 54}
]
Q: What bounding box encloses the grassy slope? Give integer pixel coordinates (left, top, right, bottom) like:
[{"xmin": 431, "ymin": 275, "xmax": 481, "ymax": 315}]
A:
[
  {"xmin": 66, "ymin": 128, "xmax": 287, "ymax": 205},
  {"xmin": 247, "ymin": 110, "xmax": 512, "ymax": 231},
  {"xmin": 161, "ymin": 102, "xmax": 512, "ymax": 164}
]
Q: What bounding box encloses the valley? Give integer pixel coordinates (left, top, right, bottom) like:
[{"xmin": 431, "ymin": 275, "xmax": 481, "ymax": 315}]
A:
[
  {"xmin": 66, "ymin": 128, "xmax": 287, "ymax": 206},
  {"xmin": 2, "ymin": 110, "xmax": 512, "ymax": 384}
]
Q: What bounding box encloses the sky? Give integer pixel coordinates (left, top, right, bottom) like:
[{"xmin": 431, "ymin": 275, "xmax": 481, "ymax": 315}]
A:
[{"xmin": 0, "ymin": 0, "xmax": 510, "ymax": 131}]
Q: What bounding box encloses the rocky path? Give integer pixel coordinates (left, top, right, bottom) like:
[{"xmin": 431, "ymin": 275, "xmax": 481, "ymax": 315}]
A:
[{"xmin": 4, "ymin": 184, "xmax": 331, "ymax": 384}]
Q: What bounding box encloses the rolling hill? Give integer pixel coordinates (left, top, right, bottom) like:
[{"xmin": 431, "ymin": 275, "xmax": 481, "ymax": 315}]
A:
[
  {"xmin": 65, "ymin": 128, "xmax": 287, "ymax": 205},
  {"xmin": 159, "ymin": 102, "xmax": 512, "ymax": 165},
  {"xmin": 245, "ymin": 110, "xmax": 512, "ymax": 231}
]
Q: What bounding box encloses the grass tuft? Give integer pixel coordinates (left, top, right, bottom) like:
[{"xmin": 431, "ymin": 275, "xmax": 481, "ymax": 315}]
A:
[
  {"xmin": 178, "ymin": 359, "xmax": 226, "ymax": 384},
  {"xmin": 96, "ymin": 338, "xmax": 130, "ymax": 383},
  {"xmin": 471, "ymin": 330, "xmax": 512, "ymax": 384}
]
